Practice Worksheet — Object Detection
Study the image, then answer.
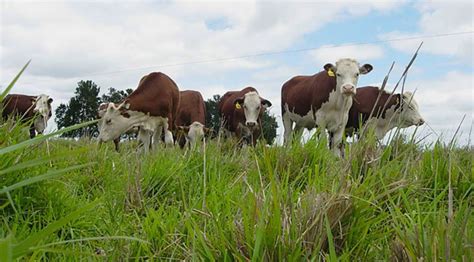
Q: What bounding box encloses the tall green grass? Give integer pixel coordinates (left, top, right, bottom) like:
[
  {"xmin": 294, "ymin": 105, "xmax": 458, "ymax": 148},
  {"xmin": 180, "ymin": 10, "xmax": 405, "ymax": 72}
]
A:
[{"xmin": 1, "ymin": 133, "xmax": 471, "ymax": 260}]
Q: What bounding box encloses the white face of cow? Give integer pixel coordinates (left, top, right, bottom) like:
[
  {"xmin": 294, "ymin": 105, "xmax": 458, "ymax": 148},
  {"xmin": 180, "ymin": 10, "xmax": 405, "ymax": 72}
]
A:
[
  {"xmin": 98, "ymin": 103, "xmax": 133, "ymax": 142},
  {"xmin": 396, "ymin": 91, "xmax": 425, "ymax": 128},
  {"xmin": 187, "ymin": 121, "xmax": 206, "ymax": 146},
  {"xmin": 33, "ymin": 94, "xmax": 53, "ymax": 134},
  {"xmin": 34, "ymin": 94, "xmax": 53, "ymax": 120},
  {"xmin": 324, "ymin": 59, "xmax": 373, "ymax": 96},
  {"xmin": 234, "ymin": 91, "xmax": 272, "ymax": 129}
]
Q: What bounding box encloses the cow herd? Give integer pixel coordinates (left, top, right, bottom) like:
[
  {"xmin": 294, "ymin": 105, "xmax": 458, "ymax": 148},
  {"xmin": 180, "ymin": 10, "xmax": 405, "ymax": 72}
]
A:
[{"xmin": 2, "ymin": 58, "xmax": 425, "ymax": 156}]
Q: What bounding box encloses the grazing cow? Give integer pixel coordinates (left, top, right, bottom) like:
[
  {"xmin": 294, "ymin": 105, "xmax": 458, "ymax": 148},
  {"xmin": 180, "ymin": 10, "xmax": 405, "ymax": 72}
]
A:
[
  {"xmin": 97, "ymin": 72, "xmax": 180, "ymax": 152},
  {"xmin": 2, "ymin": 94, "xmax": 53, "ymax": 138},
  {"xmin": 98, "ymin": 102, "xmax": 122, "ymax": 151},
  {"xmin": 346, "ymin": 86, "xmax": 424, "ymax": 139},
  {"xmin": 175, "ymin": 90, "xmax": 208, "ymax": 148},
  {"xmin": 281, "ymin": 58, "xmax": 373, "ymax": 156},
  {"xmin": 218, "ymin": 87, "xmax": 272, "ymax": 146}
]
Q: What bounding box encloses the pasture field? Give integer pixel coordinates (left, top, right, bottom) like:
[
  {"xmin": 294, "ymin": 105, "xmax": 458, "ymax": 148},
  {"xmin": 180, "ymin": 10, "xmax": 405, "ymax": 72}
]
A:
[{"xmin": 0, "ymin": 119, "xmax": 472, "ymax": 261}]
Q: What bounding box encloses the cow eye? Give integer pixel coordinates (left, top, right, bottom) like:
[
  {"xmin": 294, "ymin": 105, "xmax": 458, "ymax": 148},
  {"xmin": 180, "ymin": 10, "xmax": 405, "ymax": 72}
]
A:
[
  {"xmin": 336, "ymin": 73, "xmax": 342, "ymax": 77},
  {"xmin": 106, "ymin": 119, "xmax": 112, "ymax": 125},
  {"xmin": 355, "ymin": 73, "xmax": 359, "ymax": 77}
]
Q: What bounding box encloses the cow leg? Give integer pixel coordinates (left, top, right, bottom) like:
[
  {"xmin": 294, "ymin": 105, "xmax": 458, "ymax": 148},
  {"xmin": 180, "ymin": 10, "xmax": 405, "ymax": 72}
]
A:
[
  {"xmin": 29, "ymin": 125, "xmax": 36, "ymax": 138},
  {"xmin": 138, "ymin": 128, "xmax": 151, "ymax": 153},
  {"xmin": 282, "ymin": 113, "xmax": 293, "ymax": 145},
  {"xmin": 113, "ymin": 137, "xmax": 120, "ymax": 152},
  {"xmin": 162, "ymin": 121, "xmax": 174, "ymax": 147},
  {"xmin": 329, "ymin": 128, "xmax": 344, "ymax": 158},
  {"xmin": 152, "ymin": 127, "xmax": 163, "ymax": 150}
]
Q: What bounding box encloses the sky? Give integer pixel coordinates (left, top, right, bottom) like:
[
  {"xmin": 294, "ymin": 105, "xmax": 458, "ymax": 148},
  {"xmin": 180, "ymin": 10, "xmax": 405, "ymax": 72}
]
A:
[{"xmin": 1, "ymin": 0, "xmax": 473, "ymax": 146}]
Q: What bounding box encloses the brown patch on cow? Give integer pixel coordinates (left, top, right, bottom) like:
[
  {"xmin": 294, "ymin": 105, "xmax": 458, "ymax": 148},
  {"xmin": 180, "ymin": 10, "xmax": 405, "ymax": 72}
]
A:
[
  {"xmin": 174, "ymin": 90, "xmax": 206, "ymax": 148},
  {"xmin": 281, "ymin": 71, "xmax": 336, "ymax": 117},
  {"xmin": 2, "ymin": 94, "xmax": 40, "ymax": 138},
  {"xmin": 120, "ymin": 111, "xmax": 131, "ymax": 118},
  {"xmin": 346, "ymin": 86, "xmax": 401, "ymax": 134}
]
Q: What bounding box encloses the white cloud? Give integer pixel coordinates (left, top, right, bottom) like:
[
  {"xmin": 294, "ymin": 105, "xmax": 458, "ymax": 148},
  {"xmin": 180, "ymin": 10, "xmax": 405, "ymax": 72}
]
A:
[
  {"xmin": 310, "ymin": 44, "xmax": 385, "ymax": 65},
  {"xmin": 379, "ymin": 0, "xmax": 473, "ymax": 64}
]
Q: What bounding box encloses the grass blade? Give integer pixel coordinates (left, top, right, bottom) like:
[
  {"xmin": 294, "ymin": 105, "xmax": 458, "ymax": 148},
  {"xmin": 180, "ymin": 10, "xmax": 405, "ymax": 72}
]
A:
[
  {"xmin": 0, "ymin": 163, "xmax": 95, "ymax": 194},
  {"xmin": 0, "ymin": 60, "xmax": 31, "ymax": 101},
  {"xmin": 12, "ymin": 199, "xmax": 100, "ymax": 258},
  {"xmin": 0, "ymin": 119, "xmax": 98, "ymax": 155}
]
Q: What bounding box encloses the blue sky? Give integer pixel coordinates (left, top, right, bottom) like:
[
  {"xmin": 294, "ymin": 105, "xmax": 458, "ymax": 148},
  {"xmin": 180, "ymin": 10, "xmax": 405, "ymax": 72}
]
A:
[{"xmin": 1, "ymin": 0, "xmax": 473, "ymax": 145}]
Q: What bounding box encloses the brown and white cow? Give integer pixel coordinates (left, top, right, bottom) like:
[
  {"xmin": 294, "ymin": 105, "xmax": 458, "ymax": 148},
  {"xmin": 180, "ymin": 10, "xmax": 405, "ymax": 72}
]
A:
[
  {"xmin": 346, "ymin": 86, "xmax": 424, "ymax": 139},
  {"xmin": 97, "ymin": 72, "xmax": 180, "ymax": 152},
  {"xmin": 281, "ymin": 58, "xmax": 373, "ymax": 156},
  {"xmin": 175, "ymin": 90, "xmax": 208, "ymax": 148},
  {"xmin": 218, "ymin": 87, "xmax": 272, "ymax": 146},
  {"xmin": 2, "ymin": 94, "xmax": 53, "ymax": 138}
]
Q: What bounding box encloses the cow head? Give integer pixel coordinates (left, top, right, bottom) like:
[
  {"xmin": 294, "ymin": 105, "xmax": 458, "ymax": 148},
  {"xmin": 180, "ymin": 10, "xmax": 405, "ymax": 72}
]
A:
[
  {"xmin": 178, "ymin": 121, "xmax": 209, "ymax": 147},
  {"xmin": 33, "ymin": 94, "xmax": 53, "ymax": 134},
  {"xmin": 324, "ymin": 58, "xmax": 373, "ymax": 96},
  {"xmin": 396, "ymin": 91, "xmax": 424, "ymax": 127},
  {"xmin": 97, "ymin": 102, "xmax": 134, "ymax": 142},
  {"xmin": 233, "ymin": 91, "xmax": 272, "ymax": 129}
]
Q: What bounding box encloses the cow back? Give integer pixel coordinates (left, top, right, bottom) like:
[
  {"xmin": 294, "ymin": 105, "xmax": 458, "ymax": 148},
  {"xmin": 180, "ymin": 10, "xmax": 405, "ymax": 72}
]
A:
[{"xmin": 126, "ymin": 72, "xmax": 180, "ymax": 129}]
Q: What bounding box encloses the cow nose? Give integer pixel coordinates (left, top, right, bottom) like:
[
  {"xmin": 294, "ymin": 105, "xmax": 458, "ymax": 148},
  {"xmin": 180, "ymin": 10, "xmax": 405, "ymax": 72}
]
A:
[
  {"xmin": 342, "ymin": 84, "xmax": 355, "ymax": 95},
  {"xmin": 418, "ymin": 119, "xmax": 425, "ymax": 126},
  {"xmin": 246, "ymin": 122, "xmax": 256, "ymax": 128}
]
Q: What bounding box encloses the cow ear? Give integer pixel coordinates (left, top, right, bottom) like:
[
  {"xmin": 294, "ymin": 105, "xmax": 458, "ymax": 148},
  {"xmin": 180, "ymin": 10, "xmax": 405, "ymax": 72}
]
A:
[
  {"xmin": 48, "ymin": 98, "xmax": 53, "ymax": 104},
  {"xmin": 234, "ymin": 97, "xmax": 244, "ymax": 107},
  {"xmin": 359, "ymin": 64, "xmax": 373, "ymax": 75},
  {"xmin": 324, "ymin": 63, "xmax": 336, "ymax": 72},
  {"xmin": 261, "ymin": 98, "xmax": 272, "ymax": 108}
]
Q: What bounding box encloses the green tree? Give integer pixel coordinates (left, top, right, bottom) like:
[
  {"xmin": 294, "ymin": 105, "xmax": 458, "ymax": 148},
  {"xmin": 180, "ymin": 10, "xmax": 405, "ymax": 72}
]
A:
[
  {"xmin": 101, "ymin": 87, "xmax": 133, "ymax": 103},
  {"xmin": 261, "ymin": 112, "xmax": 278, "ymax": 145},
  {"xmin": 204, "ymin": 94, "xmax": 278, "ymax": 145},
  {"xmin": 205, "ymin": 94, "xmax": 221, "ymax": 136},
  {"xmin": 55, "ymin": 80, "xmax": 101, "ymax": 138}
]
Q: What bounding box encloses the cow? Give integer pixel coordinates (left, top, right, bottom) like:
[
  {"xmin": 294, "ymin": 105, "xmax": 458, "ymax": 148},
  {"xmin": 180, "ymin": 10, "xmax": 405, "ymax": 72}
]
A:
[
  {"xmin": 2, "ymin": 94, "xmax": 53, "ymax": 138},
  {"xmin": 175, "ymin": 90, "xmax": 208, "ymax": 148},
  {"xmin": 281, "ymin": 58, "xmax": 373, "ymax": 157},
  {"xmin": 98, "ymin": 102, "xmax": 125, "ymax": 151},
  {"xmin": 97, "ymin": 72, "xmax": 180, "ymax": 152},
  {"xmin": 218, "ymin": 87, "xmax": 272, "ymax": 146},
  {"xmin": 346, "ymin": 86, "xmax": 424, "ymax": 139}
]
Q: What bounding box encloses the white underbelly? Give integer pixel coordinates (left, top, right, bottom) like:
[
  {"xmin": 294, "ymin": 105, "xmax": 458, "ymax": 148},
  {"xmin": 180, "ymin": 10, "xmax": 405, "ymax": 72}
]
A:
[
  {"xmin": 284, "ymin": 104, "xmax": 316, "ymax": 129},
  {"xmin": 139, "ymin": 116, "xmax": 169, "ymax": 132}
]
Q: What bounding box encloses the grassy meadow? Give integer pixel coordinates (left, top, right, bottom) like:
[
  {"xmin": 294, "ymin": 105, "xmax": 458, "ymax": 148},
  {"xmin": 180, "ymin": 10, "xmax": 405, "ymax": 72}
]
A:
[{"xmin": 0, "ymin": 117, "xmax": 472, "ymax": 261}]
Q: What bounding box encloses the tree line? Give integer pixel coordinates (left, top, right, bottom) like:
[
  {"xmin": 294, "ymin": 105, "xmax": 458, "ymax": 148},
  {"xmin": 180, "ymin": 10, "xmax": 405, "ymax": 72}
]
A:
[{"xmin": 55, "ymin": 80, "xmax": 278, "ymax": 144}]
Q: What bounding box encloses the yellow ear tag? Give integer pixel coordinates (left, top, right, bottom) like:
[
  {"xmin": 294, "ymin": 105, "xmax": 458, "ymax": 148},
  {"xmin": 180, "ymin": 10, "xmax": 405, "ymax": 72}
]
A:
[
  {"xmin": 328, "ymin": 69, "xmax": 335, "ymax": 77},
  {"xmin": 235, "ymin": 103, "xmax": 241, "ymax": 109}
]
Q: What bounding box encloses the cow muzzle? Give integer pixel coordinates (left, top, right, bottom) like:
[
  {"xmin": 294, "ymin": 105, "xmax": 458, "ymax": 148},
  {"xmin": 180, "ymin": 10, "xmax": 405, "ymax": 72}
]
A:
[
  {"xmin": 341, "ymin": 84, "xmax": 356, "ymax": 96},
  {"xmin": 246, "ymin": 122, "xmax": 257, "ymax": 128},
  {"xmin": 416, "ymin": 119, "xmax": 425, "ymax": 126}
]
